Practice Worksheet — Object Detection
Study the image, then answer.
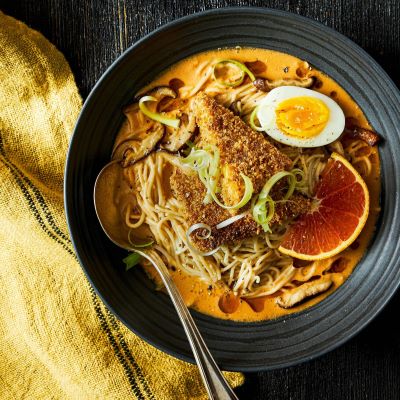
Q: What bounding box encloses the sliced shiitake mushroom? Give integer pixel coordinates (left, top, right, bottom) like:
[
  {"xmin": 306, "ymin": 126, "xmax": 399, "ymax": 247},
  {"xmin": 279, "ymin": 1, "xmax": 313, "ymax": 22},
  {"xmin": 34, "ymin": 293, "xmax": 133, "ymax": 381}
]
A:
[
  {"xmin": 343, "ymin": 117, "xmax": 381, "ymax": 146},
  {"xmin": 344, "ymin": 126, "xmax": 381, "ymax": 146},
  {"xmin": 276, "ymin": 276, "xmax": 333, "ymax": 309},
  {"xmin": 135, "ymin": 86, "xmax": 179, "ymax": 115},
  {"xmin": 135, "ymin": 86, "xmax": 177, "ymax": 103},
  {"xmin": 169, "ymin": 78, "xmax": 185, "ymax": 92},
  {"xmin": 253, "ymin": 77, "xmax": 315, "ymax": 92},
  {"xmin": 112, "ymin": 123, "xmax": 164, "ymax": 167},
  {"xmin": 160, "ymin": 111, "xmax": 197, "ymax": 152},
  {"xmin": 252, "ymin": 78, "xmax": 268, "ymax": 91},
  {"xmin": 135, "ymin": 85, "xmax": 196, "ymax": 152},
  {"xmin": 112, "ymin": 86, "xmax": 179, "ymax": 166}
]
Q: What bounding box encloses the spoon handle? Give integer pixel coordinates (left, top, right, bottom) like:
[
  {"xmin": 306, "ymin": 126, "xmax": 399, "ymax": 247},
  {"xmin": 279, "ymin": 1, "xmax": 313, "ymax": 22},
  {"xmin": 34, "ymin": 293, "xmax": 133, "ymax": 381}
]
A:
[{"xmin": 137, "ymin": 249, "xmax": 239, "ymax": 400}]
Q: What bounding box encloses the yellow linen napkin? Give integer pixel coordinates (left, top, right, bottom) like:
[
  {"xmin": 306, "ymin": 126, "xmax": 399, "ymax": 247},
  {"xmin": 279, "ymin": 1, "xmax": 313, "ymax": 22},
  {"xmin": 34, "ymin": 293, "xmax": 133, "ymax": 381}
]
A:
[{"xmin": 0, "ymin": 11, "xmax": 243, "ymax": 399}]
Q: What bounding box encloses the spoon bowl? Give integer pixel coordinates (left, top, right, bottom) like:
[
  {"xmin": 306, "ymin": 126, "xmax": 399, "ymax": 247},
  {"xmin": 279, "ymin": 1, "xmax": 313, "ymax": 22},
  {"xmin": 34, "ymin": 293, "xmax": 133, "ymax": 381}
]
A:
[
  {"xmin": 94, "ymin": 161, "xmax": 131, "ymax": 249},
  {"xmin": 93, "ymin": 160, "xmax": 238, "ymax": 400}
]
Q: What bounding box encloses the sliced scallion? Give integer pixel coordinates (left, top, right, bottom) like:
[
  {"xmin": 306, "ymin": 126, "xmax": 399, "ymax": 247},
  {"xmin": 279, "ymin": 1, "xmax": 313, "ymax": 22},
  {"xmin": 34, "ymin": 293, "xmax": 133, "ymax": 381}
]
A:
[
  {"xmin": 252, "ymin": 170, "xmax": 299, "ymax": 233},
  {"xmin": 258, "ymin": 171, "xmax": 297, "ymax": 202},
  {"xmin": 252, "ymin": 196, "xmax": 275, "ymax": 233},
  {"xmin": 291, "ymin": 168, "xmax": 306, "ymax": 188},
  {"xmin": 183, "ymin": 146, "xmax": 253, "ymax": 209},
  {"xmin": 185, "ymin": 223, "xmax": 220, "ymax": 257},
  {"xmin": 123, "ymin": 252, "xmax": 142, "ymax": 271},
  {"xmin": 210, "ymin": 173, "xmax": 253, "ymax": 210},
  {"xmin": 139, "ymin": 95, "xmax": 180, "ymax": 128},
  {"xmin": 215, "ymin": 212, "xmax": 248, "ymax": 229},
  {"xmin": 249, "ymin": 106, "xmax": 264, "ymax": 132},
  {"xmin": 182, "ymin": 147, "xmax": 212, "ymax": 171},
  {"xmin": 187, "ymin": 223, "xmax": 212, "ymax": 240}
]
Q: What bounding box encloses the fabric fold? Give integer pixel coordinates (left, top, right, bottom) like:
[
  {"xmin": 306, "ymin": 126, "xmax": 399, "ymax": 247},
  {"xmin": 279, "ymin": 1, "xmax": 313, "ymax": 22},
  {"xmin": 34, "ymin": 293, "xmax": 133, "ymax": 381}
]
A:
[{"xmin": 0, "ymin": 11, "xmax": 243, "ymax": 399}]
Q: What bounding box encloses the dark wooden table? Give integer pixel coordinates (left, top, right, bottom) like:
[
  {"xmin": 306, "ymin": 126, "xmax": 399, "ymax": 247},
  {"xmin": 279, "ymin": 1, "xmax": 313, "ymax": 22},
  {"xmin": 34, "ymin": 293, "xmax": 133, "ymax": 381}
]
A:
[{"xmin": 2, "ymin": 1, "xmax": 399, "ymax": 399}]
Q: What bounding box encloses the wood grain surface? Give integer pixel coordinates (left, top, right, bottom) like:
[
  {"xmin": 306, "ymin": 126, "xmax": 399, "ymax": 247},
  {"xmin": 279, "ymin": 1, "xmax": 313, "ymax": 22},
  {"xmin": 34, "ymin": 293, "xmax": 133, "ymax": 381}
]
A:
[{"xmin": 1, "ymin": 1, "xmax": 399, "ymax": 399}]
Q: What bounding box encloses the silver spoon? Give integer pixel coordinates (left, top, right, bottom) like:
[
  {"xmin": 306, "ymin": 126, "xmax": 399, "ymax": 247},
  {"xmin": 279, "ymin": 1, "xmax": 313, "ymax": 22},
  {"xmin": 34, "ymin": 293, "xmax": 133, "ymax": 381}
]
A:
[{"xmin": 94, "ymin": 161, "xmax": 239, "ymax": 400}]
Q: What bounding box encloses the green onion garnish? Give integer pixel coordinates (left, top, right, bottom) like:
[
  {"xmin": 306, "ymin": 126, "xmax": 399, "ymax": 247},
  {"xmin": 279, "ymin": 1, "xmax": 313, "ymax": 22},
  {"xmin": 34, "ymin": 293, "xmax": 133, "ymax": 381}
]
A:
[
  {"xmin": 291, "ymin": 168, "xmax": 306, "ymax": 189},
  {"xmin": 252, "ymin": 170, "xmax": 302, "ymax": 232},
  {"xmin": 139, "ymin": 95, "xmax": 180, "ymax": 128},
  {"xmin": 249, "ymin": 106, "xmax": 264, "ymax": 132},
  {"xmin": 252, "ymin": 195, "xmax": 275, "ymax": 233},
  {"xmin": 258, "ymin": 171, "xmax": 297, "ymax": 201},
  {"xmin": 210, "ymin": 173, "xmax": 253, "ymax": 210},
  {"xmin": 213, "ymin": 59, "xmax": 256, "ymax": 87},
  {"xmin": 182, "ymin": 146, "xmax": 253, "ymax": 209},
  {"xmin": 182, "ymin": 145, "xmax": 219, "ymax": 204},
  {"xmin": 123, "ymin": 252, "xmax": 142, "ymax": 271},
  {"xmin": 185, "ymin": 223, "xmax": 220, "ymax": 256},
  {"xmin": 215, "ymin": 212, "xmax": 248, "ymax": 229}
]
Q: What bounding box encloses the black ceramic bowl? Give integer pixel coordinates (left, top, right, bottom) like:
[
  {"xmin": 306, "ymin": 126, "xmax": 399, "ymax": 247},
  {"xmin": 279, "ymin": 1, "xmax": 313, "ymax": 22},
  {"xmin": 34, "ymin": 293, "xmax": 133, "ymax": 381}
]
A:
[{"xmin": 65, "ymin": 8, "xmax": 400, "ymax": 371}]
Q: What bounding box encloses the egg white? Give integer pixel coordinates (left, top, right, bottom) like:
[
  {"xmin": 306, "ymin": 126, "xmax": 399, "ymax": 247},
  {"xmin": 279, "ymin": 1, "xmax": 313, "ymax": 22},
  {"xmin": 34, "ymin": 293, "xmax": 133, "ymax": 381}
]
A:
[{"xmin": 257, "ymin": 86, "xmax": 345, "ymax": 148}]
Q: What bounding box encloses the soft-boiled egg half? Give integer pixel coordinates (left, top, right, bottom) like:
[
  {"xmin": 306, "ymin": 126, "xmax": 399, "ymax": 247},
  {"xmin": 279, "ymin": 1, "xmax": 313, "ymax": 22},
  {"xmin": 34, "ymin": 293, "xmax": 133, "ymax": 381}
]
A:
[{"xmin": 257, "ymin": 86, "xmax": 345, "ymax": 147}]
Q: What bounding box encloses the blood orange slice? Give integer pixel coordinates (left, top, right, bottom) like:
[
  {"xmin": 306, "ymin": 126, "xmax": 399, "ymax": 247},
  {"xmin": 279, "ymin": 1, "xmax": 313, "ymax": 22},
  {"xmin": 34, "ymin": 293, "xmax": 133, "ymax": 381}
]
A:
[{"xmin": 279, "ymin": 152, "xmax": 370, "ymax": 260}]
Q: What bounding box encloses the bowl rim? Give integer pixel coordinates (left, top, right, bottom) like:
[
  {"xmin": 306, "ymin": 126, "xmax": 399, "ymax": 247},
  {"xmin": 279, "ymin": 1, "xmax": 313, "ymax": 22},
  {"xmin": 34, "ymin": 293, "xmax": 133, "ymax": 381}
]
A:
[{"xmin": 64, "ymin": 6, "xmax": 400, "ymax": 372}]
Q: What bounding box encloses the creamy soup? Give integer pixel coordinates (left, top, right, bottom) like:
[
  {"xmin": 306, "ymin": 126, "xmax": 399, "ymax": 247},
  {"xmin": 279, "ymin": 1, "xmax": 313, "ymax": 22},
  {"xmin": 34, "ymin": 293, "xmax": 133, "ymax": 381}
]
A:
[{"xmin": 113, "ymin": 48, "xmax": 380, "ymax": 322}]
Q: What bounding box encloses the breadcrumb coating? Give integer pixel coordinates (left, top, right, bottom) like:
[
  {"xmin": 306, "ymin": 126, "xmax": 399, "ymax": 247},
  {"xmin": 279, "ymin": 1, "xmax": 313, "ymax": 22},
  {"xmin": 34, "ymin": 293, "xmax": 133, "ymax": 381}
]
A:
[
  {"xmin": 170, "ymin": 170, "xmax": 310, "ymax": 251},
  {"xmin": 193, "ymin": 92, "xmax": 292, "ymax": 206}
]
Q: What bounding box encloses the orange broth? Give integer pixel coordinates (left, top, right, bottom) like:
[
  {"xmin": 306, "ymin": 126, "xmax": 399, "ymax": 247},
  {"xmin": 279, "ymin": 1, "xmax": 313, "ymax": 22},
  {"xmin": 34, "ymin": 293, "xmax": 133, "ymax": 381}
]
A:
[{"xmin": 132, "ymin": 48, "xmax": 380, "ymax": 322}]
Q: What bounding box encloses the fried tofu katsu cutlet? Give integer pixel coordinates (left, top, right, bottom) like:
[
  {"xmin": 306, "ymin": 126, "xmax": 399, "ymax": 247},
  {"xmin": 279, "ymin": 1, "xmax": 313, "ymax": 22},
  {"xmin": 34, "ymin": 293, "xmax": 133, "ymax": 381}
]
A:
[
  {"xmin": 170, "ymin": 93, "xmax": 310, "ymax": 251},
  {"xmin": 193, "ymin": 92, "xmax": 292, "ymax": 206},
  {"xmin": 171, "ymin": 169, "xmax": 310, "ymax": 251}
]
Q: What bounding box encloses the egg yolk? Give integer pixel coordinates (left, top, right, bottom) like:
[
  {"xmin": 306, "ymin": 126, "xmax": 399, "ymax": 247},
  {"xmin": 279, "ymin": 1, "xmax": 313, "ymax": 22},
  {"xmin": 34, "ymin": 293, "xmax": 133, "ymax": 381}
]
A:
[{"xmin": 275, "ymin": 96, "xmax": 330, "ymax": 138}]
